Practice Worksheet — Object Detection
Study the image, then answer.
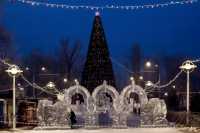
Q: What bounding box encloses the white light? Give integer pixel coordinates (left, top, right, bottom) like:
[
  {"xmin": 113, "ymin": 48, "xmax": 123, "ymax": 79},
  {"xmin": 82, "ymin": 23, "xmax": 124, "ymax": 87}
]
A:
[
  {"xmin": 130, "ymin": 77, "xmax": 134, "ymax": 81},
  {"xmin": 41, "ymin": 67, "xmax": 46, "ymax": 71},
  {"xmin": 25, "ymin": 67, "xmax": 29, "ymax": 71},
  {"xmin": 146, "ymin": 81, "xmax": 153, "ymax": 87},
  {"xmin": 19, "ymin": 87, "xmax": 24, "ymax": 91},
  {"xmin": 63, "ymin": 78, "xmax": 67, "ymax": 83},
  {"xmin": 74, "ymin": 79, "xmax": 79, "ymax": 85},
  {"xmin": 180, "ymin": 60, "xmax": 197, "ymax": 71},
  {"xmin": 172, "ymin": 85, "xmax": 176, "ymax": 89},
  {"xmin": 95, "ymin": 11, "xmax": 100, "ymax": 16},
  {"xmin": 6, "ymin": 65, "xmax": 23, "ymax": 76},
  {"xmin": 139, "ymin": 76, "xmax": 143, "ymax": 80},
  {"xmin": 145, "ymin": 61, "xmax": 152, "ymax": 68},
  {"xmin": 164, "ymin": 92, "xmax": 168, "ymax": 96},
  {"xmin": 46, "ymin": 81, "xmax": 55, "ymax": 89},
  {"xmin": 15, "ymin": 0, "xmax": 198, "ymax": 11}
]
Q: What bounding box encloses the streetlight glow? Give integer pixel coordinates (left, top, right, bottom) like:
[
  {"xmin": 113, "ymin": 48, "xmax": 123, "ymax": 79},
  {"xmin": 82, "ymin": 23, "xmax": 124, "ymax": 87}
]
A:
[
  {"xmin": 46, "ymin": 81, "xmax": 55, "ymax": 89},
  {"xmin": 63, "ymin": 78, "xmax": 68, "ymax": 83},
  {"xmin": 25, "ymin": 67, "xmax": 29, "ymax": 71},
  {"xmin": 6, "ymin": 65, "xmax": 23, "ymax": 76},
  {"xmin": 130, "ymin": 77, "xmax": 134, "ymax": 81},
  {"xmin": 74, "ymin": 79, "xmax": 79, "ymax": 85},
  {"xmin": 139, "ymin": 76, "xmax": 143, "ymax": 80},
  {"xmin": 179, "ymin": 60, "xmax": 197, "ymax": 71},
  {"xmin": 41, "ymin": 67, "xmax": 46, "ymax": 71},
  {"xmin": 145, "ymin": 81, "xmax": 153, "ymax": 87},
  {"xmin": 145, "ymin": 61, "xmax": 152, "ymax": 68},
  {"xmin": 19, "ymin": 87, "xmax": 24, "ymax": 91},
  {"xmin": 164, "ymin": 92, "xmax": 168, "ymax": 96}
]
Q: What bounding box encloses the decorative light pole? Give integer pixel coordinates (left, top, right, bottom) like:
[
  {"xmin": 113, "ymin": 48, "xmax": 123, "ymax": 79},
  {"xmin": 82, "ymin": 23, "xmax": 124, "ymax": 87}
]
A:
[
  {"xmin": 179, "ymin": 60, "xmax": 197, "ymax": 125},
  {"xmin": 6, "ymin": 65, "xmax": 23, "ymax": 130},
  {"xmin": 46, "ymin": 81, "xmax": 56, "ymax": 89},
  {"xmin": 145, "ymin": 80, "xmax": 153, "ymax": 87}
]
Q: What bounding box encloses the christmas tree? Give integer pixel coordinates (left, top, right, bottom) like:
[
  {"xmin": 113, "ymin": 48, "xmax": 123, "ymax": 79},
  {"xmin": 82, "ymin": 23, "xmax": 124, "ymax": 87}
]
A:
[{"xmin": 81, "ymin": 12, "xmax": 116, "ymax": 93}]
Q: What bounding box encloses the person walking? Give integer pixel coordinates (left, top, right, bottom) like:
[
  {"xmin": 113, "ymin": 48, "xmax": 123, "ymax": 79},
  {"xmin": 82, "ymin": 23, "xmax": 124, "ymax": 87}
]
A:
[{"xmin": 69, "ymin": 109, "xmax": 76, "ymax": 129}]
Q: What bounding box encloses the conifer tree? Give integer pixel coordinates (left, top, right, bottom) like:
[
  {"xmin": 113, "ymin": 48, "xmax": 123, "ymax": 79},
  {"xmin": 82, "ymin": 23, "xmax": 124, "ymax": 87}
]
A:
[{"xmin": 81, "ymin": 12, "xmax": 116, "ymax": 93}]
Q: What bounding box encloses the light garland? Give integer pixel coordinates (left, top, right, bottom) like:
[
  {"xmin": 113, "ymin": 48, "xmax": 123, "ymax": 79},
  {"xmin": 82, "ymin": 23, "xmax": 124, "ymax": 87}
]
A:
[
  {"xmin": 111, "ymin": 57, "xmax": 184, "ymax": 89},
  {"xmin": 0, "ymin": 89, "xmax": 12, "ymax": 92},
  {"xmin": 192, "ymin": 58, "xmax": 200, "ymax": 63},
  {"xmin": 12, "ymin": 0, "xmax": 198, "ymax": 11},
  {"xmin": 20, "ymin": 74, "xmax": 59, "ymax": 96},
  {"xmin": 1, "ymin": 57, "xmax": 199, "ymax": 92}
]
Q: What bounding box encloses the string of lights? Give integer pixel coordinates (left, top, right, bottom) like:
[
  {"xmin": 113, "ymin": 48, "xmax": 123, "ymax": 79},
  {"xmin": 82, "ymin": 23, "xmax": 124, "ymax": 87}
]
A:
[
  {"xmin": 111, "ymin": 57, "xmax": 184, "ymax": 89},
  {"xmin": 0, "ymin": 89, "xmax": 12, "ymax": 92},
  {"xmin": 13, "ymin": 0, "xmax": 198, "ymax": 11},
  {"xmin": 0, "ymin": 58, "xmax": 12, "ymax": 67},
  {"xmin": 153, "ymin": 70, "xmax": 183, "ymax": 88},
  {"xmin": 192, "ymin": 58, "xmax": 200, "ymax": 63},
  {"xmin": 0, "ymin": 57, "xmax": 197, "ymax": 91},
  {"xmin": 20, "ymin": 74, "xmax": 58, "ymax": 96}
]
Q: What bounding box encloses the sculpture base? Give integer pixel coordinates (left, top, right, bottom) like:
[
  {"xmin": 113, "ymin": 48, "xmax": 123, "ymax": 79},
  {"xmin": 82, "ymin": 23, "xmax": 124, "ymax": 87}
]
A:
[{"xmin": 34, "ymin": 126, "xmax": 71, "ymax": 130}]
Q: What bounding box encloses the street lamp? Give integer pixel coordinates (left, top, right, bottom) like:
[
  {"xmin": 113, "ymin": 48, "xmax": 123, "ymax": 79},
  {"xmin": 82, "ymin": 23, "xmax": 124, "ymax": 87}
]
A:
[
  {"xmin": 145, "ymin": 80, "xmax": 153, "ymax": 87},
  {"xmin": 130, "ymin": 77, "xmax": 135, "ymax": 86},
  {"xmin": 130, "ymin": 76, "xmax": 134, "ymax": 81},
  {"xmin": 144, "ymin": 61, "xmax": 160, "ymax": 83},
  {"xmin": 46, "ymin": 81, "xmax": 56, "ymax": 89},
  {"xmin": 41, "ymin": 66, "xmax": 46, "ymax": 71},
  {"xmin": 74, "ymin": 79, "xmax": 79, "ymax": 85},
  {"xmin": 145, "ymin": 61, "xmax": 152, "ymax": 68},
  {"xmin": 139, "ymin": 76, "xmax": 143, "ymax": 80},
  {"xmin": 63, "ymin": 78, "xmax": 68, "ymax": 83},
  {"xmin": 25, "ymin": 67, "xmax": 29, "ymax": 71},
  {"xmin": 6, "ymin": 65, "xmax": 23, "ymax": 130},
  {"xmin": 179, "ymin": 60, "xmax": 197, "ymax": 125},
  {"xmin": 164, "ymin": 92, "xmax": 168, "ymax": 97},
  {"xmin": 172, "ymin": 85, "xmax": 176, "ymax": 89}
]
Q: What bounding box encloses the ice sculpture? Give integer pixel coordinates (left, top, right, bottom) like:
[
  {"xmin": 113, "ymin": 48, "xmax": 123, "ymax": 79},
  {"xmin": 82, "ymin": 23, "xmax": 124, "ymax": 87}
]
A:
[
  {"xmin": 92, "ymin": 81, "xmax": 120, "ymax": 127},
  {"xmin": 36, "ymin": 79, "xmax": 168, "ymax": 128},
  {"xmin": 141, "ymin": 98, "xmax": 168, "ymax": 126},
  {"xmin": 37, "ymin": 99, "xmax": 70, "ymax": 128}
]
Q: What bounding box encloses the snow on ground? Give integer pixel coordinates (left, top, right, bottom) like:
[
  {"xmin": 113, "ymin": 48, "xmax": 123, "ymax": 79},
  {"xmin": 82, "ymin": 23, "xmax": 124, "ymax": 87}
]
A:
[{"xmin": 0, "ymin": 128, "xmax": 185, "ymax": 133}]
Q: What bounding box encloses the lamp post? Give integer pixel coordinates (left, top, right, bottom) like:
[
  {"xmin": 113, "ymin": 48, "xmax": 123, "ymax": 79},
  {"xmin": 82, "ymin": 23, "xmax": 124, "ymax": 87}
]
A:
[
  {"xmin": 145, "ymin": 80, "xmax": 153, "ymax": 87},
  {"xmin": 179, "ymin": 60, "xmax": 197, "ymax": 125},
  {"xmin": 6, "ymin": 65, "xmax": 23, "ymax": 130},
  {"xmin": 46, "ymin": 81, "xmax": 56, "ymax": 89},
  {"xmin": 145, "ymin": 61, "xmax": 160, "ymax": 97},
  {"xmin": 145, "ymin": 61, "xmax": 160, "ymax": 83}
]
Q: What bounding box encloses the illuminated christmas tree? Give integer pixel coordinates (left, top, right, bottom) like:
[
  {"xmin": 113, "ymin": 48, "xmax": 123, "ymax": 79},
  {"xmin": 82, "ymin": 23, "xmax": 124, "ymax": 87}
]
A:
[{"xmin": 81, "ymin": 12, "xmax": 116, "ymax": 93}]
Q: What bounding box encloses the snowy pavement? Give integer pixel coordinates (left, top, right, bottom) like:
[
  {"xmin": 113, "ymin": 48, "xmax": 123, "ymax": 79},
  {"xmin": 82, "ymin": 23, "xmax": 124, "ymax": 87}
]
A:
[{"xmin": 0, "ymin": 128, "xmax": 186, "ymax": 133}]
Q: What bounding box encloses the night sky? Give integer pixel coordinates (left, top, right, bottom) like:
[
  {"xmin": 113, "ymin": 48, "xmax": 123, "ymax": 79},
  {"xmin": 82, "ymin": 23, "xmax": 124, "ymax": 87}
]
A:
[{"xmin": 1, "ymin": 0, "xmax": 200, "ymax": 58}]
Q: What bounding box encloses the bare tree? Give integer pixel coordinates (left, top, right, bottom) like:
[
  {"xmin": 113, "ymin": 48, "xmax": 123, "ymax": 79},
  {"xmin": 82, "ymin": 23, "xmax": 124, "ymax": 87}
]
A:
[
  {"xmin": 57, "ymin": 39, "xmax": 83, "ymax": 85},
  {"xmin": 131, "ymin": 43, "xmax": 142, "ymax": 84},
  {"xmin": 0, "ymin": 26, "xmax": 11, "ymax": 59}
]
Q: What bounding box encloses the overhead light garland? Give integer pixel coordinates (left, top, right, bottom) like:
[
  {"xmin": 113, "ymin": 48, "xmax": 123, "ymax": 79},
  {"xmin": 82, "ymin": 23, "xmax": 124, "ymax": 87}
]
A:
[{"xmin": 11, "ymin": 0, "xmax": 198, "ymax": 11}]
